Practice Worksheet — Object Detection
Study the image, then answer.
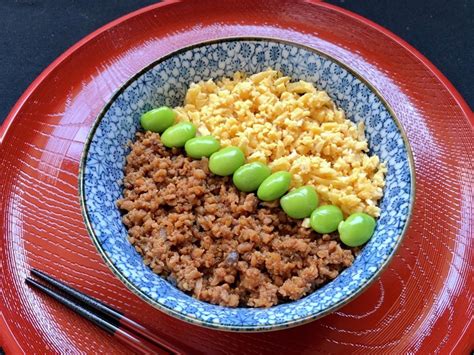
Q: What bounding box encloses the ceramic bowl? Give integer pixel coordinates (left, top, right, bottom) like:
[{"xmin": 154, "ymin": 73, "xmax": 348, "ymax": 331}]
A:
[{"xmin": 79, "ymin": 38, "xmax": 414, "ymax": 331}]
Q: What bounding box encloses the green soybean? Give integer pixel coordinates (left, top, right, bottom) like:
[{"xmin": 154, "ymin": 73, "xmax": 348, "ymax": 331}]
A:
[
  {"xmin": 185, "ymin": 136, "xmax": 220, "ymax": 158},
  {"xmin": 161, "ymin": 122, "xmax": 196, "ymax": 148},
  {"xmin": 257, "ymin": 171, "xmax": 292, "ymax": 201},
  {"xmin": 140, "ymin": 106, "xmax": 176, "ymax": 133},
  {"xmin": 310, "ymin": 205, "xmax": 343, "ymax": 233},
  {"xmin": 338, "ymin": 212, "xmax": 376, "ymax": 247},
  {"xmin": 209, "ymin": 146, "xmax": 245, "ymax": 176},
  {"xmin": 232, "ymin": 162, "xmax": 272, "ymax": 192},
  {"xmin": 280, "ymin": 186, "xmax": 319, "ymax": 219}
]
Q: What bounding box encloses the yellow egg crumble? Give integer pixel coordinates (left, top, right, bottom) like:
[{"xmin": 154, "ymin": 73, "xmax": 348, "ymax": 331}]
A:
[{"xmin": 174, "ymin": 69, "xmax": 386, "ymax": 217}]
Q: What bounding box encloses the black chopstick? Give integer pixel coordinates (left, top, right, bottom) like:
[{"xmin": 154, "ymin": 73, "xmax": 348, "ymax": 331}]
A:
[
  {"xmin": 26, "ymin": 270, "xmax": 180, "ymax": 354},
  {"xmin": 30, "ymin": 269, "xmax": 179, "ymax": 353}
]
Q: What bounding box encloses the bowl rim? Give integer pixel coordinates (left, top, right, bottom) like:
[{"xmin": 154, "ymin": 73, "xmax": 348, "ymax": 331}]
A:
[{"xmin": 78, "ymin": 36, "xmax": 416, "ymax": 332}]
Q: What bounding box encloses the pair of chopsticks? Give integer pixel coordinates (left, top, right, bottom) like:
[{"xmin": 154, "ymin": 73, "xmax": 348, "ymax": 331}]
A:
[{"xmin": 26, "ymin": 269, "xmax": 181, "ymax": 354}]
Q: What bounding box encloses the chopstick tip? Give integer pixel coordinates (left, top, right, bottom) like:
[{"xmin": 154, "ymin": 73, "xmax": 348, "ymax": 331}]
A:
[
  {"xmin": 25, "ymin": 277, "xmax": 35, "ymax": 286},
  {"xmin": 30, "ymin": 268, "xmax": 41, "ymax": 276}
]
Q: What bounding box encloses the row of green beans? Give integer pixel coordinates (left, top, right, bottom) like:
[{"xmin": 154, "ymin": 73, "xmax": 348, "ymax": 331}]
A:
[{"xmin": 140, "ymin": 107, "xmax": 376, "ymax": 247}]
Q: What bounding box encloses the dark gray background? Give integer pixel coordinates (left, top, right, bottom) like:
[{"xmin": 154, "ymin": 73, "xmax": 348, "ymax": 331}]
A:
[{"xmin": 0, "ymin": 0, "xmax": 472, "ymax": 125}]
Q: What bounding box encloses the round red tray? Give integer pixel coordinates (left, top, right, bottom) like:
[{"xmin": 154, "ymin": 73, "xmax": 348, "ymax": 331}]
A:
[{"xmin": 1, "ymin": 1, "xmax": 473, "ymax": 353}]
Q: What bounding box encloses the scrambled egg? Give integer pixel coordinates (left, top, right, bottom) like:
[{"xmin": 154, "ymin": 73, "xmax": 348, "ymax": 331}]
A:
[{"xmin": 174, "ymin": 69, "xmax": 386, "ymax": 217}]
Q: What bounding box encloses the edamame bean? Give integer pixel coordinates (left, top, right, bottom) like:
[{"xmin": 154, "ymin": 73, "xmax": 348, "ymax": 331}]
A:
[
  {"xmin": 209, "ymin": 146, "xmax": 245, "ymax": 176},
  {"xmin": 338, "ymin": 212, "xmax": 376, "ymax": 247},
  {"xmin": 280, "ymin": 186, "xmax": 319, "ymax": 219},
  {"xmin": 161, "ymin": 122, "xmax": 196, "ymax": 148},
  {"xmin": 257, "ymin": 171, "xmax": 292, "ymax": 201},
  {"xmin": 310, "ymin": 205, "xmax": 343, "ymax": 233},
  {"xmin": 140, "ymin": 106, "xmax": 176, "ymax": 133},
  {"xmin": 185, "ymin": 136, "xmax": 220, "ymax": 158},
  {"xmin": 233, "ymin": 162, "xmax": 272, "ymax": 192}
]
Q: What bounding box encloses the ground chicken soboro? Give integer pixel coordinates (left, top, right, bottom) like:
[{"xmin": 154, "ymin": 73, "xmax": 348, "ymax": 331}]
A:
[{"xmin": 117, "ymin": 132, "xmax": 356, "ymax": 307}]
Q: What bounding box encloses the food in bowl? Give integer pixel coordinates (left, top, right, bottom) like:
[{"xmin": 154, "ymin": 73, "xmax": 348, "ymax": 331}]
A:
[
  {"xmin": 117, "ymin": 131, "xmax": 357, "ymax": 307},
  {"xmin": 116, "ymin": 69, "xmax": 386, "ymax": 307},
  {"xmin": 82, "ymin": 38, "xmax": 413, "ymax": 329},
  {"xmin": 174, "ymin": 69, "xmax": 386, "ymax": 217}
]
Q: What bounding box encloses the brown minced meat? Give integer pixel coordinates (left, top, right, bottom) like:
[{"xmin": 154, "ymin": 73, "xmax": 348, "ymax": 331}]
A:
[{"xmin": 117, "ymin": 132, "xmax": 357, "ymax": 308}]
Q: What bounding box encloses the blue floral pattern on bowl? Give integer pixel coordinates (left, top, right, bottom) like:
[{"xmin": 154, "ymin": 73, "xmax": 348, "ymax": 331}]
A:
[{"xmin": 80, "ymin": 39, "xmax": 414, "ymax": 331}]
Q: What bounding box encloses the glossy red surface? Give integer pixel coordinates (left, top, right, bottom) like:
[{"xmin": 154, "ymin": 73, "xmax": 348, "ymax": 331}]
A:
[{"xmin": 1, "ymin": 0, "xmax": 473, "ymax": 353}]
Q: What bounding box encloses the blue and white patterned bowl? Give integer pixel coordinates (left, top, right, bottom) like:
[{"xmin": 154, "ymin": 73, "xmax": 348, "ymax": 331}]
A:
[{"xmin": 79, "ymin": 39, "xmax": 414, "ymax": 331}]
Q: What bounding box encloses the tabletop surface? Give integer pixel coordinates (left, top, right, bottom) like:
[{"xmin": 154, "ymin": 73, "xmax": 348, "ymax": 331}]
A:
[{"xmin": 0, "ymin": 0, "xmax": 472, "ymax": 124}]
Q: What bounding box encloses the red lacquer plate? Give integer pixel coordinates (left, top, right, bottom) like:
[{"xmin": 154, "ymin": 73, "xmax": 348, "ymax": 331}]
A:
[{"xmin": 1, "ymin": 1, "xmax": 473, "ymax": 353}]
